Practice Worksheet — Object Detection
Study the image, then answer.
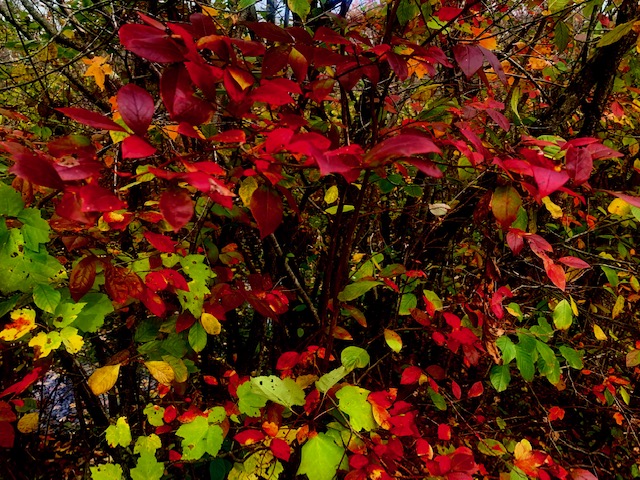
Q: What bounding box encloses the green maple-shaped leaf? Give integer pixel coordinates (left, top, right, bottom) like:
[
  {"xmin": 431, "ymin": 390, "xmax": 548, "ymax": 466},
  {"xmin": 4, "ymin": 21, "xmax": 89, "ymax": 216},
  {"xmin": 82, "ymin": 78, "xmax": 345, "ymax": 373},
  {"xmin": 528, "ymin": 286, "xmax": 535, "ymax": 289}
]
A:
[
  {"xmin": 105, "ymin": 417, "xmax": 132, "ymax": 448},
  {"xmin": 134, "ymin": 434, "xmax": 162, "ymax": 455},
  {"xmin": 90, "ymin": 463, "xmax": 123, "ymax": 480},
  {"xmin": 72, "ymin": 293, "xmax": 113, "ymax": 332},
  {"xmin": 130, "ymin": 453, "xmax": 164, "ymax": 480},
  {"xmin": 18, "ymin": 208, "xmax": 50, "ymax": 250},
  {"xmin": 53, "ymin": 299, "xmax": 86, "ymax": 328},
  {"xmin": 205, "ymin": 424, "xmax": 224, "ymax": 457},
  {"xmin": 250, "ymin": 376, "xmax": 305, "ymax": 409},
  {"xmin": 0, "ymin": 183, "xmax": 24, "ymax": 216},
  {"xmin": 237, "ymin": 381, "xmax": 268, "ymax": 417},
  {"xmin": 335, "ymin": 385, "xmax": 376, "ymax": 431},
  {"xmin": 297, "ymin": 433, "xmax": 347, "ymax": 480},
  {"xmin": 177, "ymin": 416, "xmax": 208, "ymax": 460},
  {"xmin": 143, "ymin": 404, "xmax": 165, "ymax": 427}
]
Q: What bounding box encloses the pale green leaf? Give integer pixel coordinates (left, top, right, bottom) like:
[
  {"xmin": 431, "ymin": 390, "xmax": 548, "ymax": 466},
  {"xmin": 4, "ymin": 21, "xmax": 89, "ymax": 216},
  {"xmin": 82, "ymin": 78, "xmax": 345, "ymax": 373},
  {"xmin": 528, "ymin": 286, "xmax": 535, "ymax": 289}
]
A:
[
  {"xmin": 496, "ymin": 336, "xmax": 516, "ymax": 364},
  {"xmin": 0, "ymin": 183, "xmax": 24, "ymax": 216},
  {"xmin": 297, "ymin": 433, "xmax": 347, "ymax": 480},
  {"xmin": 90, "ymin": 463, "xmax": 123, "ymax": 480},
  {"xmin": 134, "ymin": 434, "xmax": 162, "ymax": 455},
  {"xmin": 176, "ymin": 416, "xmax": 209, "ymax": 460},
  {"xmin": 316, "ymin": 366, "xmax": 347, "ymax": 393},
  {"xmin": 340, "ymin": 346, "xmax": 370, "ymax": 372},
  {"xmin": 398, "ymin": 293, "xmax": 417, "ymax": 315},
  {"xmin": 335, "ymin": 385, "xmax": 376, "ymax": 431},
  {"xmin": 130, "ymin": 453, "xmax": 164, "ymax": 480},
  {"xmin": 143, "ymin": 404, "xmax": 165, "ymax": 427},
  {"xmin": 33, "ymin": 284, "xmax": 61, "ymax": 314},
  {"xmin": 337, "ymin": 280, "xmax": 381, "ymax": 302},
  {"xmin": 73, "ymin": 293, "xmax": 113, "ymax": 332},
  {"xmin": 552, "ymin": 299, "xmax": 573, "ymax": 330},
  {"xmin": 597, "ymin": 20, "xmax": 635, "ymax": 47},
  {"xmin": 237, "ymin": 380, "xmax": 268, "ymax": 417},
  {"xmin": 287, "ymin": 0, "xmax": 310, "ymax": 21},
  {"xmin": 105, "ymin": 417, "xmax": 132, "ymax": 448},
  {"xmin": 250, "ymin": 375, "xmax": 305, "ymax": 409}
]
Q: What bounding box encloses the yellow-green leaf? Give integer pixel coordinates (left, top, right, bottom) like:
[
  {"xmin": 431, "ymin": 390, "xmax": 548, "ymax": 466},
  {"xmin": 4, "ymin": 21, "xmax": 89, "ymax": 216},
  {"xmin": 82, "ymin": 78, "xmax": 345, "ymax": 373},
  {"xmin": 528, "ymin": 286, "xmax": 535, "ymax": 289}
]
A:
[
  {"xmin": 200, "ymin": 313, "xmax": 222, "ymax": 335},
  {"xmin": 17, "ymin": 412, "xmax": 39, "ymax": 433},
  {"xmin": 612, "ymin": 295, "xmax": 625, "ymax": 320},
  {"xmin": 88, "ymin": 364, "xmax": 121, "ymax": 395},
  {"xmin": 145, "ymin": 361, "xmax": 175, "ymax": 385},
  {"xmin": 542, "ymin": 196, "xmax": 563, "ymax": 219},
  {"xmin": 384, "ymin": 329, "xmax": 402, "ymax": 353},
  {"xmin": 324, "ymin": 185, "xmax": 339, "ymax": 204}
]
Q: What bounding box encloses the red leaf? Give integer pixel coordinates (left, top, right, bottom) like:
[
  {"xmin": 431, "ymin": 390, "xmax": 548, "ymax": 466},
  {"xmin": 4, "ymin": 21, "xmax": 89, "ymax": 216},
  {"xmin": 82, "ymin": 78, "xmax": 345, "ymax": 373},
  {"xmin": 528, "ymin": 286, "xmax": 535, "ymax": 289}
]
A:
[
  {"xmin": 244, "ymin": 22, "xmax": 293, "ymax": 43},
  {"xmin": 364, "ymin": 133, "xmax": 440, "ymax": 166},
  {"xmin": 435, "ymin": 6, "xmax": 463, "ymax": 21},
  {"xmin": 570, "ymin": 468, "xmax": 598, "ymax": 480},
  {"xmin": 400, "ymin": 366, "xmax": 423, "ymax": 385},
  {"xmin": 117, "ymin": 84, "xmax": 155, "ymax": 136},
  {"xmin": 451, "ymin": 380, "xmax": 462, "ymax": 400},
  {"xmin": 603, "ymin": 190, "xmax": 640, "ymax": 208},
  {"xmin": 144, "ymin": 231, "xmax": 177, "ymax": 253},
  {"xmin": 176, "ymin": 311, "xmax": 196, "ymax": 333},
  {"xmin": 565, "ymin": 146, "xmax": 592, "ymax": 186},
  {"xmin": 234, "ymin": 429, "xmax": 265, "ymax": 446},
  {"xmin": 506, "ymin": 229, "xmax": 525, "ymax": 255},
  {"xmin": 467, "ymin": 381, "xmax": 484, "ymax": 399},
  {"xmin": 558, "ymin": 256, "xmax": 590, "ymax": 269},
  {"xmin": 548, "ymin": 406, "xmax": 565, "ymax": 421},
  {"xmin": 384, "ymin": 51, "xmax": 408, "ymax": 81},
  {"xmin": 490, "ymin": 286, "xmax": 512, "ymax": 319},
  {"xmin": 270, "ymin": 438, "xmax": 291, "ymax": 462},
  {"xmin": 407, "ymin": 158, "xmax": 443, "ymax": 178},
  {"xmin": 249, "ymin": 186, "xmax": 283, "ymax": 238},
  {"xmin": 10, "ymin": 153, "xmax": 65, "ymax": 190},
  {"xmin": 79, "ymin": 185, "xmax": 127, "ymax": 212},
  {"xmin": 70, "ymin": 255, "xmax": 98, "ymax": 301},
  {"xmin": 491, "ymin": 186, "xmax": 522, "ymax": 229},
  {"xmin": 161, "ymin": 65, "xmax": 213, "ymax": 125},
  {"xmin": 57, "ymin": 107, "xmax": 125, "ymax": 131},
  {"xmin": 164, "ymin": 405, "xmax": 177, "ymax": 423},
  {"xmin": 119, "ymin": 24, "xmax": 186, "ymax": 63},
  {"xmin": 122, "ymin": 135, "xmax": 156, "ymax": 159},
  {"xmin": 185, "ymin": 61, "xmax": 223, "ymax": 100},
  {"xmin": 438, "ymin": 423, "xmax": 452, "ymax": 441},
  {"xmin": 210, "ymin": 129, "xmax": 246, "ymax": 143},
  {"xmin": 288, "ymin": 47, "xmax": 308, "ymax": 81},
  {"xmin": 544, "ymin": 258, "xmax": 566, "ymax": 291},
  {"xmin": 479, "ymin": 46, "xmax": 507, "ymax": 84},
  {"xmin": 526, "ymin": 234, "xmax": 553, "ymax": 254},
  {"xmin": 276, "ymin": 352, "xmax": 300, "ymax": 370},
  {"xmin": 0, "ymin": 422, "xmax": 15, "ymax": 448},
  {"xmin": 532, "ymin": 166, "xmax": 569, "ymax": 198},
  {"xmin": 453, "ymin": 44, "xmax": 484, "ymax": 78},
  {"xmin": 160, "ymin": 188, "xmax": 194, "ymax": 231},
  {"xmin": 0, "ymin": 367, "xmax": 44, "ymax": 398},
  {"xmin": 168, "ymin": 450, "xmax": 182, "ymax": 462},
  {"xmin": 203, "ymin": 375, "xmax": 218, "ymax": 386},
  {"xmin": 416, "ymin": 438, "xmax": 434, "ymax": 460}
]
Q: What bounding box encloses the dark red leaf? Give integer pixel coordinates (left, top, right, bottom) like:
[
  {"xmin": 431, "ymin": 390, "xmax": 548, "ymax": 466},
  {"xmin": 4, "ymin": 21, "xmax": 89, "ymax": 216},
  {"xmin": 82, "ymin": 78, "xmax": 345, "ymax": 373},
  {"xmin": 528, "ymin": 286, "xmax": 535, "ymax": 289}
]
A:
[
  {"xmin": 144, "ymin": 231, "xmax": 177, "ymax": 253},
  {"xmin": 249, "ymin": 186, "xmax": 283, "ymax": 238},
  {"xmin": 532, "ymin": 166, "xmax": 569, "ymax": 198},
  {"xmin": 244, "ymin": 22, "xmax": 293, "ymax": 43},
  {"xmin": 603, "ymin": 190, "xmax": 640, "ymax": 208},
  {"xmin": 122, "ymin": 135, "xmax": 156, "ymax": 159},
  {"xmin": 490, "ymin": 286, "xmax": 512, "ymax": 319},
  {"xmin": 79, "ymin": 185, "xmax": 126, "ymax": 212},
  {"xmin": 159, "ymin": 188, "xmax": 194, "ymax": 231},
  {"xmin": 47, "ymin": 135, "xmax": 95, "ymax": 158},
  {"xmin": 569, "ymin": 468, "xmax": 598, "ymax": 480},
  {"xmin": 184, "ymin": 61, "xmax": 223, "ymax": 100},
  {"xmin": 385, "ymin": 51, "xmax": 408, "ymax": 81},
  {"xmin": 119, "ymin": 24, "xmax": 186, "ymax": 63},
  {"xmin": 558, "ymin": 256, "xmax": 590, "ymax": 269},
  {"xmin": 565, "ymin": 146, "xmax": 592, "ymax": 186},
  {"xmin": 486, "ymin": 108, "xmax": 510, "ymax": 131},
  {"xmin": 0, "ymin": 422, "xmax": 15, "ymax": 448},
  {"xmin": 140, "ymin": 287, "xmax": 167, "ymax": 317},
  {"xmin": 176, "ymin": 311, "xmax": 196, "ymax": 333},
  {"xmin": 117, "ymin": 84, "xmax": 155, "ymax": 136},
  {"xmin": 451, "ymin": 380, "xmax": 462, "ymax": 400},
  {"xmin": 365, "ymin": 133, "xmax": 440, "ymax": 167},
  {"xmin": 57, "ymin": 107, "xmax": 125, "ymax": 131},
  {"xmin": 70, "ymin": 255, "xmax": 98, "ymax": 301},
  {"xmin": 10, "ymin": 153, "xmax": 65, "ymax": 190},
  {"xmin": 270, "ymin": 438, "xmax": 291, "ymax": 462},
  {"xmin": 467, "ymin": 381, "xmax": 484, "ymax": 399},
  {"xmin": 453, "ymin": 44, "xmax": 484, "ymax": 78},
  {"xmin": 400, "ymin": 366, "xmax": 423, "ymax": 385},
  {"xmin": 407, "ymin": 158, "xmax": 443, "ymax": 178},
  {"xmin": 479, "ymin": 46, "xmax": 507, "ymax": 84},
  {"xmin": 164, "ymin": 405, "xmax": 177, "ymax": 423},
  {"xmin": 506, "ymin": 229, "xmax": 525, "ymax": 255},
  {"xmin": 161, "ymin": 65, "xmax": 214, "ymax": 125},
  {"xmin": 435, "ymin": 6, "xmax": 463, "ymax": 21}
]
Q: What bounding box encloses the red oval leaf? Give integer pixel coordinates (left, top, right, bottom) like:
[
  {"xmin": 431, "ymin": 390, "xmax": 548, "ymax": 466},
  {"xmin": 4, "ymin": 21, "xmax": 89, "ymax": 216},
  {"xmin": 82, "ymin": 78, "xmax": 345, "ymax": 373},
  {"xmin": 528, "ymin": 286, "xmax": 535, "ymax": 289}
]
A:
[
  {"xmin": 467, "ymin": 381, "xmax": 484, "ymax": 399},
  {"xmin": 558, "ymin": 256, "xmax": 590, "ymax": 269},
  {"xmin": 122, "ymin": 135, "xmax": 156, "ymax": 159},
  {"xmin": 270, "ymin": 437, "xmax": 291, "ymax": 462},
  {"xmin": 69, "ymin": 256, "xmax": 98, "ymax": 301},
  {"xmin": 119, "ymin": 24, "xmax": 186, "ymax": 63},
  {"xmin": 57, "ymin": 107, "xmax": 125, "ymax": 131},
  {"xmin": 249, "ymin": 186, "xmax": 283, "ymax": 238},
  {"xmin": 160, "ymin": 188, "xmax": 194, "ymax": 231},
  {"xmin": 117, "ymin": 84, "xmax": 155, "ymax": 136}
]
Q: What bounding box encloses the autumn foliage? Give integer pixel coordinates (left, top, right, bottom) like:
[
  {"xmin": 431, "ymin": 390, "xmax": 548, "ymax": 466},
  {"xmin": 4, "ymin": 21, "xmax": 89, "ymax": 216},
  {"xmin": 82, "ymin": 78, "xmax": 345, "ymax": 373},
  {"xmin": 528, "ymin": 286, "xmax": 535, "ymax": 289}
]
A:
[{"xmin": 1, "ymin": 1, "xmax": 640, "ymax": 479}]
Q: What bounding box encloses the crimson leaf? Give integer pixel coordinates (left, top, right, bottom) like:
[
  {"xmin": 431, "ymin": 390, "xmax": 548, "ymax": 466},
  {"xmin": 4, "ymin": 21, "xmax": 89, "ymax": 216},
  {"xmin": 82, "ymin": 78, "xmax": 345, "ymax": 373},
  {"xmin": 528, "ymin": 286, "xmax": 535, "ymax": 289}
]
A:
[{"xmin": 117, "ymin": 84, "xmax": 155, "ymax": 136}]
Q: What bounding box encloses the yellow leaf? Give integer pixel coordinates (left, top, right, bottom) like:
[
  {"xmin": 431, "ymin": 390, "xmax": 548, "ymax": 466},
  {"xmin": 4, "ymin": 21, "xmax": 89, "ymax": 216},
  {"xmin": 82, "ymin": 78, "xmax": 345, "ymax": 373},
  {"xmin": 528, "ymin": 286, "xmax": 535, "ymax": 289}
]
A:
[
  {"xmin": 239, "ymin": 176, "xmax": 259, "ymax": 206},
  {"xmin": 163, "ymin": 124, "xmax": 180, "ymax": 141},
  {"xmin": 612, "ymin": 295, "xmax": 625, "ymax": 320},
  {"xmin": 608, "ymin": 198, "xmax": 631, "ymax": 216},
  {"xmin": 542, "ymin": 196, "xmax": 563, "ymax": 219},
  {"xmin": 528, "ymin": 57, "xmax": 548, "ymax": 70},
  {"xmin": 472, "ymin": 27, "xmax": 497, "ymax": 50},
  {"xmin": 29, "ymin": 331, "xmax": 61, "ymax": 358},
  {"xmin": 569, "ymin": 296, "xmax": 579, "ymax": 317},
  {"xmin": 60, "ymin": 326, "xmax": 84, "ymax": 354},
  {"xmin": 82, "ymin": 56, "xmax": 113, "ymax": 91},
  {"xmin": 145, "ymin": 361, "xmax": 175, "ymax": 385},
  {"xmin": 324, "ymin": 185, "xmax": 339, "ymax": 204},
  {"xmin": 17, "ymin": 412, "xmax": 39, "ymax": 433},
  {"xmin": 202, "ymin": 5, "xmax": 219, "ymax": 16},
  {"xmin": 514, "ymin": 439, "xmax": 532, "ymax": 460},
  {"xmin": 200, "ymin": 313, "xmax": 222, "ymax": 335},
  {"xmin": 593, "ymin": 324, "xmax": 608, "ymax": 341},
  {"xmin": 0, "ymin": 308, "xmax": 37, "ymax": 341},
  {"xmin": 384, "ymin": 329, "xmax": 402, "ymax": 353},
  {"xmin": 88, "ymin": 364, "xmax": 121, "ymax": 395}
]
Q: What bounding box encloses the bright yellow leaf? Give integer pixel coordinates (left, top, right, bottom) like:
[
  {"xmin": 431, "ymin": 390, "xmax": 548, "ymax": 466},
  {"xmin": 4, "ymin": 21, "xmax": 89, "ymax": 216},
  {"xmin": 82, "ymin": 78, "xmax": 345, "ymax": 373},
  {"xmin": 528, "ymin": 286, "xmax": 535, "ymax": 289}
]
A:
[
  {"xmin": 88, "ymin": 364, "xmax": 121, "ymax": 395},
  {"xmin": 542, "ymin": 196, "xmax": 563, "ymax": 219},
  {"xmin": 569, "ymin": 296, "xmax": 579, "ymax": 316},
  {"xmin": 202, "ymin": 5, "xmax": 219, "ymax": 16},
  {"xmin": 17, "ymin": 412, "xmax": 39, "ymax": 433},
  {"xmin": 324, "ymin": 185, "xmax": 339, "ymax": 204},
  {"xmin": 612, "ymin": 295, "xmax": 625, "ymax": 320},
  {"xmin": 514, "ymin": 439, "xmax": 532, "ymax": 460},
  {"xmin": 608, "ymin": 198, "xmax": 631, "ymax": 216},
  {"xmin": 593, "ymin": 324, "xmax": 608, "ymax": 341},
  {"xmin": 29, "ymin": 331, "xmax": 61, "ymax": 359},
  {"xmin": 200, "ymin": 313, "xmax": 222, "ymax": 335},
  {"xmin": 82, "ymin": 56, "xmax": 113, "ymax": 91},
  {"xmin": 0, "ymin": 308, "xmax": 37, "ymax": 341},
  {"xmin": 145, "ymin": 361, "xmax": 175, "ymax": 385},
  {"xmin": 60, "ymin": 326, "xmax": 84, "ymax": 354}
]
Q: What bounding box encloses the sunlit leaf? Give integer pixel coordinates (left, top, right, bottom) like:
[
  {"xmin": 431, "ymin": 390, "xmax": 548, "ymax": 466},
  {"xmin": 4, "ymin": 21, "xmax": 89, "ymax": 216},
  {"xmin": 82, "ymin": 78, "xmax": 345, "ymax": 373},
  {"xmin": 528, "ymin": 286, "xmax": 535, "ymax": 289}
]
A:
[{"xmin": 88, "ymin": 364, "xmax": 121, "ymax": 395}]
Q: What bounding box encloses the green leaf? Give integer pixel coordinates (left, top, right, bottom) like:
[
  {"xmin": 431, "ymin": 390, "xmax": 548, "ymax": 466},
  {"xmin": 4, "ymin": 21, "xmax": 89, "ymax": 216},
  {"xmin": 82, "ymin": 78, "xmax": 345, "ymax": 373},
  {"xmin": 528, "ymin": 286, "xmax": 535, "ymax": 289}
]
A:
[
  {"xmin": 536, "ymin": 340, "xmax": 560, "ymax": 384},
  {"xmin": 515, "ymin": 344, "xmax": 536, "ymax": 382},
  {"xmin": 18, "ymin": 208, "xmax": 50, "ymax": 250},
  {"xmin": 490, "ymin": 365, "xmax": 511, "ymax": 392},
  {"xmin": 399, "ymin": 293, "xmax": 417, "ymax": 315},
  {"xmin": 491, "ymin": 185, "xmax": 522, "ymax": 229},
  {"xmin": 209, "ymin": 458, "xmax": 233, "ymax": 480},
  {"xmin": 72, "ymin": 293, "xmax": 113, "ymax": 332},
  {"xmin": 177, "ymin": 416, "xmax": 209, "ymax": 460},
  {"xmin": 552, "ymin": 299, "xmax": 573, "ymax": 330},
  {"xmin": 0, "ymin": 295, "xmax": 19, "ymax": 318},
  {"xmin": 105, "ymin": 417, "xmax": 132, "ymax": 448},
  {"xmin": 53, "ymin": 299, "xmax": 86, "ymax": 328},
  {"xmin": 204, "ymin": 424, "xmax": 224, "ymax": 457},
  {"xmin": 237, "ymin": 380, "xmax": 268, "ymax": 417},
  {"xmin": 162, "ymin": 355, "xmax": 188, "ymax": 383},
  {"xmin": 559, "ymin": 346, "xmax": 583, "ymax": 369},
  {"xmin": 335, "ymin": 385, "xmax": 376, "ymax": 431},
  {"xmin": 477, "ymin": 438, "xmax": 507, "ymax": 457},
  {"xmin": 384, "ymin": 328, "xmax": 402, "ymax": 352},
  {"xmin": 0, "ymin": 183, "xmax": 24, "ymax": 216},
  {"xmin": 340, "ymin": 346, "xmax": 370, "ymax": 372},
  {"xmin": 601, "ymin": 265, "xmax": 619, "ymax": 288},
  {"xmin": 33, "ymin": 284, "xmax": 61, "ymax": 314},
  {"xmin": 548, "ymin": 0, "xmax": 568, "ymax": 13},
  {"xmin": 90, "ymin": 463, "xmax": 123, "ymax": 480},
  {"xmin": 316, "ymin": 366, "xmax": 348, "ymax": 393},
  {"xmin": 397, "ymin": 0, "xmax": 419, "ymax": 25},
  {"xmin": 423, "ymin": 290, "xmax": 443, "ymax": 311},
  {"xmin": 496, "ymin": 336, "xmax": 516, "ymax": 364},
  {"xmin": 188, "ymin": 322, "xmax": 207, "ymax": 352},
  {"xmin": 143, "ymin": 404, "xmax": 165, "ymax": 427},
  {"xmin": 287, "ymin": 0, "xmax": 310, "ymax": 21},
  {"xmin": 597, "ymin": 20, "xmax": 635, "ymax": 47},
  {"xmin": 626, "ymin": 349, "xmax": 640, "ymax": 368},
  {"xmin": 428, "ymin": 387, "xmax": 447, "ymax": 411},
  {"xmin": 130, "ymin": 453, "xmax": 164, "ymax": 480},
  {"xmin": 208, "ymin": 406, "xmax": 227, "ymax": 424},
  {"xmin": 554, "ymin": 20, "xmax": 570, "ymax": 52},
  {"xmin": 338, "ymin": 280, "xmax": 382, "ymax": 302},
  {"xmin": 297, "ymin": 433, "xmax": 347, "ymax": 480},
  {"xmin": 250, "ymin": 375, "xmax": 306, "ymax": 409},
  {"xmin": 238, "ymin": 0, "xmax": 258, "ymax": 9},
  {"xmin": 134, "ymin": 434, "xmax": 162, "ymax": 455}
]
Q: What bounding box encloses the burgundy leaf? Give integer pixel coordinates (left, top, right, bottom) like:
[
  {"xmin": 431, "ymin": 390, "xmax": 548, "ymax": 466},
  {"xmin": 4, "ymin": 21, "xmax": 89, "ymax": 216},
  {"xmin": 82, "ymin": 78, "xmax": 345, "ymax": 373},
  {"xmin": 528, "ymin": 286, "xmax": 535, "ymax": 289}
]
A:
[
  {"xmin": 69, "ymin": 255, "xmax": 98, "ymax": 301},
  {"xmin": 185, "ymin": 61, "xmax": 223, "ymax": 100},
  {"xmin": 10, "ymin": 153, "xmax": 65, "ymax": 190},
  {"xmin": 486, "ymin": 108, "xmax": 510, "ymax": 131},
  {"xmin": 385, "ymin": 51, "xmax": 408, "ymax": 81},
  {"xmin": 47, "ymin": 135, "xmax": 95, "ymax": 159},
  {"xmin": 119, "ymin": 24, "xmax": 186, "ymax": 63},
  {"xmin": 467, "ymin": 381, "xmax": 484, "ymax": 398},
  {"xmin": 249, "ymin": 186, "xmax": 283, "ymax": 238},
  {"xmin": 122, "ymin": 135, "xmax": 157, "ymax": 159},
  {"xmin": 364, "ymin": 133, "xmax": 440, "ymax": 166},
  {"xmin": 160, "ymin": 188, "xmax": 193, "ymax": 231},
  {"xmin": 117, "ymin": 84, "xmax": 155, "ymax": 136},
  {"xmin": 565, "ymin": 146, "xmax": 592, "ymax": 185},
  {"xmin": 408, "ymin": 158, "xmax": 443, "ymax": 178},
  {"xmin": 506, "ymin": 229, "xmax": 525, "ymax": 255},
  {"xmin": 57, "ymin": 107, "xmax": 125, "ymax": 131},
  {"xmin": 79, "ymin": 185, "xmax": 126, "ymax": 212},
  {"xmin": 244, "ymin": 22, "xmax": 293, "ymax": 43},
  {"xmin": 161, "ymin": 65, "xmax": 214, "ymax": 125},
  {"xmin": 479, "ymin": 46, "xmax": 507, "ymax": 84},
  {"xmin": 453, "ymin": 44, "xmax": 484, "ymax": 78},
  {"xmin": 270, "ymin": 438, "xmax": 291, "ymax": 462}
]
